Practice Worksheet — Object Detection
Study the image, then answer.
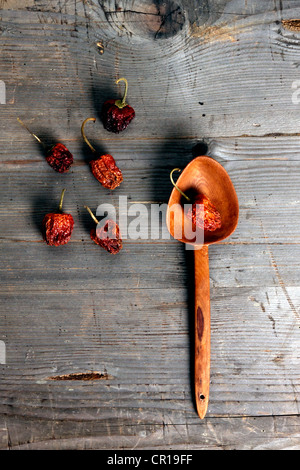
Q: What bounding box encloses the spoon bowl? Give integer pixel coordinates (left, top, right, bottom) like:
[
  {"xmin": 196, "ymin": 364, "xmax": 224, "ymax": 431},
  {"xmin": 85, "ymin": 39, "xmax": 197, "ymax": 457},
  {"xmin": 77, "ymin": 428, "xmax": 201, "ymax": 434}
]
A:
[
  {"xmin": 167, "ymin": 156, "xmax": 239, "ymax": 246},
  {"xmin": 166, "ymin": 156, "xmax": 239, "ymax": 418}
]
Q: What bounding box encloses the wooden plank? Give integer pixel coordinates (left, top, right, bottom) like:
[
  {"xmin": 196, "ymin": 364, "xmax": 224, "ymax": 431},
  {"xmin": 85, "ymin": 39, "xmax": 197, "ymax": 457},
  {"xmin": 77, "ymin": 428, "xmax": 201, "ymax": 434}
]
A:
[
  {"xmin": 0, "ymin": 158, "xmax": 300, "ymax": 245},
  {"xmin": 0, "ymin": 414, "xmax": 298, "ymax": 450},
  {"xmin": 0, "ymin": 286, "xmax": 299, "ymax": 419},
  {"xmin": 1, "ymin": 241, "xmax": 300, "ymax": 291},
  {"xmin": 0, "ymin": 415, "xmax": 298, "ymax": 450},
  {"xmin": 0, "ymin": 1, "xmax": 300, "ymax": 139}
]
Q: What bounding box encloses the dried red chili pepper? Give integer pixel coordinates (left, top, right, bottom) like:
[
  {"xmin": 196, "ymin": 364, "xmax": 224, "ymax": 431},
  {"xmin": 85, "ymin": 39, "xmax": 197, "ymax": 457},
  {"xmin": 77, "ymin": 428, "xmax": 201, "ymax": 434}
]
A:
[
  {"xmin": 101, "ymin": 78, "xmax": 135, "ymax": 133},
  {"xmin": 17, "ymin": 118, "xmax": 73, "ymax": 173},
  {"xmin": 42, "ymin": 189, "xmax": 74, "ymax": 246},
  {"xmin": 45, "ymin": 143, "xmax": 73, "ymax": 173},
  {"xmin": 170, "ymin": 168, "xmax": 222, "ymax": 232},
  {"xmin": 81, "ymin": 117, "xmax": 123, "ymax": 190},
  {"xmin": 85, "ymin": 206, "xmax": 123, "ymax": 254}
]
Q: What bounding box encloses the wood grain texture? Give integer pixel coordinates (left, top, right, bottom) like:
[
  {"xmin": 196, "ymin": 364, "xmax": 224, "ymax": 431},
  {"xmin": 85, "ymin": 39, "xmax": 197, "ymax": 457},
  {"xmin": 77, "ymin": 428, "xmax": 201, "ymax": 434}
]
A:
[{"xmin": 0, "ymin": 0, "xmax": 300, "ymax": 450}]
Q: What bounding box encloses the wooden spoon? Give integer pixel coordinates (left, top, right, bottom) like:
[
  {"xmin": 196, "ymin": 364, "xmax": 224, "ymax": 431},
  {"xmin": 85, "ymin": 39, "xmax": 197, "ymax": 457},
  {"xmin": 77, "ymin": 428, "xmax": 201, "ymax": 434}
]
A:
[{"xmin": 166, "ymin": 156, "xmax": 239, "ymax": 419}]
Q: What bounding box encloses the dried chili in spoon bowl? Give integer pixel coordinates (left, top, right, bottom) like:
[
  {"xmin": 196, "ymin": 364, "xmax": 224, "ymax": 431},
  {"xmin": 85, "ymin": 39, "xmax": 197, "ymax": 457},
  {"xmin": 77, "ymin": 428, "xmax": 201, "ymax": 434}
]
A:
[{"xmin": 170, "ymin": 168, "xmax": 222, "ymax": 232}]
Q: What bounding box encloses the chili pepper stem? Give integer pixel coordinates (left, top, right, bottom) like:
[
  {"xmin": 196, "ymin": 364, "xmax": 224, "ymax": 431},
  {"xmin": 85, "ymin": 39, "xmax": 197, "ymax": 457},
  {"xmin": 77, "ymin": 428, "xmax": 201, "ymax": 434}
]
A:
[
  {"xmin": 84, "ymin": 205, "xmax": 99, "ymax": 225},
  {"xmin": 81, "ymin": 118, "xmax": 97, "ymax": 153},
  {"xmin": 58, "ymin": 188, "xmax": 66, "ymax": 212},
  {"xmin": 17, "ymin": 117, "xmax": 46, "ymax": 149},
  {"xmin": 115, "ymin": 77, "xmax": 128, "ymax": 109},
  {"xmin": 170, "ymin": 168, "xmax": 191, "ymax": 202}
]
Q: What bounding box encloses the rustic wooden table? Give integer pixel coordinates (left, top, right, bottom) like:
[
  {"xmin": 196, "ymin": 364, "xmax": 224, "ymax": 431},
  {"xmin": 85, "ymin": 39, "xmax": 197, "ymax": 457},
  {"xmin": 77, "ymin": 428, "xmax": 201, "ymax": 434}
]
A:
[{"xmin": 0, "ymin": 0, "xmax": 299, "ymax": 450}]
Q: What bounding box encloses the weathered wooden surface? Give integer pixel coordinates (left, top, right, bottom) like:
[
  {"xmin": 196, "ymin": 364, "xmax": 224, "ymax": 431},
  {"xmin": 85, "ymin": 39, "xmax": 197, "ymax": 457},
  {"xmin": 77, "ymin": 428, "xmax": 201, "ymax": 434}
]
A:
[{"xmin": 0, "ymin": 0, "xmax": 299, "ymax": 450}]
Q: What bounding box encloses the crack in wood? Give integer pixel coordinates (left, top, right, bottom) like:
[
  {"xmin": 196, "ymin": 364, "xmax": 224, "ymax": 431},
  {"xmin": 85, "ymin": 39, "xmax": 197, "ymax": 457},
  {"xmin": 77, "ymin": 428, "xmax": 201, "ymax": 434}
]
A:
[
  {"xmin": 102, "ymin": 9, "xmax": 161, "ymax": 17},
  {"xmin": 154, "ymin": 6, "xmax": 182, "ymax": 39},
  {"xmin": 47, "ymin": 371, "xmax": 112, "ymax": 381}
]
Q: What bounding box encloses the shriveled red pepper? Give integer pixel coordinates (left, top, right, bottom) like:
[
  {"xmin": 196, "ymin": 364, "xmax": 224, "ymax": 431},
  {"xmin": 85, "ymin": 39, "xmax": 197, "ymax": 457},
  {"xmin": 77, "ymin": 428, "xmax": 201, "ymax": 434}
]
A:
[
  {"xmin": 85, "ymin": 206, "xmax": 122, "ymax": 254},
  {"xmin": 45, "ymin": 143, "xmax": 73, "ymax": 173},
  {"xmin": 17, "ymin": 118, "xmax": 73, "ymax": 173},
  {"xmin": 170, "ymin": 168, "xmax": 222, "ymax": 232},
  {"xmin": 101, "ymin": 78, "xmax": 135, "ymax": 133},
  {"xmin": 42, "ymin": 189, "xmax": 74, "ymax": 246},
  {"xmin": 186, "ymin": 194, "xmax": 222, "ymax": 232},
  {"xmin": 81, "ymin": 118, "xmax": 123, "ymax": 190}
]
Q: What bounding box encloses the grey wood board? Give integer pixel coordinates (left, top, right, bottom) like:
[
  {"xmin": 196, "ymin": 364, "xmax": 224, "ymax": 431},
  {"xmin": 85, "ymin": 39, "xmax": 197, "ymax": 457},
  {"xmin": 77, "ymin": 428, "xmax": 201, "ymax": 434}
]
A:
[
  {"xmin": 1, "ymin": 1, "xmax": 300, "ymax": 138},
  {"xmin": 1, "ymin": 242, "xmax": 300, "ymax": 289},
  {"xmin": 0, "ymin": 0, "xmax": 300, "ymax": 451},
  {"xmin": 0, "ymin": 159, "xmax": 299, "ymax": 244},
  {"xmin": 0, "ymin": 414, "xmax": 299, "ymax": 450}
]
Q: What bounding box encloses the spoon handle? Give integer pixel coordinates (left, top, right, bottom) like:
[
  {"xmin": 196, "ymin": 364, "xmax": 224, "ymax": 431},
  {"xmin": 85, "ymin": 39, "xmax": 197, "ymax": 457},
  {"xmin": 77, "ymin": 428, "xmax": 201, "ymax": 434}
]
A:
[{"xmin": 194, "ymin": 245, "xmax": 210, "ymax": 419}]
